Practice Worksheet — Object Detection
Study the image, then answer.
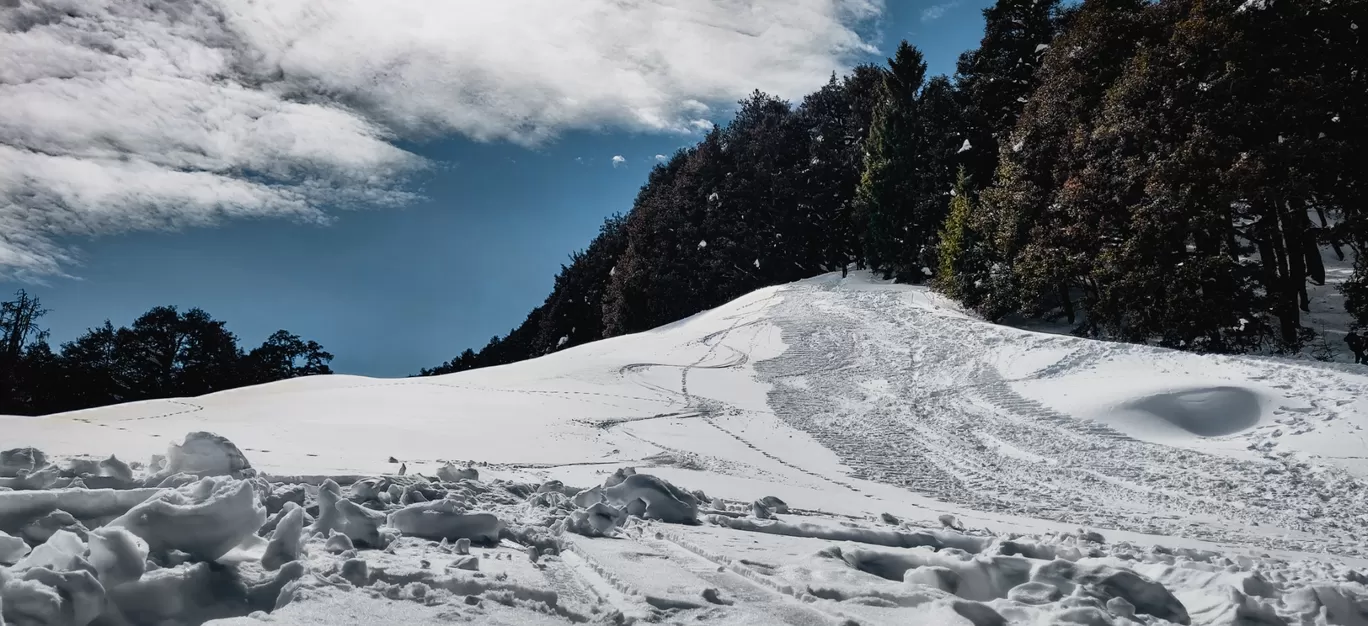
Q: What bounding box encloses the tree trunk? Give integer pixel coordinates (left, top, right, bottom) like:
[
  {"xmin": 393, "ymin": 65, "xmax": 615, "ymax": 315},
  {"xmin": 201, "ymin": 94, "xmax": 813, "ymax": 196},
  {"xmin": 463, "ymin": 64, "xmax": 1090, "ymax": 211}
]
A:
[
  {"xmin": 1278, "ymin": 198, "xmax": 1311, "ymax": 313},
  {"xmin": 1262, "ymin": 198, "xmax": 1300, "ymax": 347},
  {"xmin": 1058, "ymin": 282, "xmax": 1076, "ymax": 325}
]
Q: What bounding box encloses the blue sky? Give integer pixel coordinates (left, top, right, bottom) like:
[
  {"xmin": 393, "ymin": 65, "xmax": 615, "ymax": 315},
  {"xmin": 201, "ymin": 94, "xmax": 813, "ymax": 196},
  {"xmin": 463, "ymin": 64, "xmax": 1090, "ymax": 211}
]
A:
[{"xmin": 1, "ymin": 0, "xmax": 993, "ymax": 377}]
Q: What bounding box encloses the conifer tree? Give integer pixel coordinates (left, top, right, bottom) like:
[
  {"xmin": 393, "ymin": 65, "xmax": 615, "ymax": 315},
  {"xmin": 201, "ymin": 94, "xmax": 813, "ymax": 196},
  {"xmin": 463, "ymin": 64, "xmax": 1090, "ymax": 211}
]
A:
[
  {"xmin": 954, "ymin": 0, "xmax": 1063, "ymax": 192},
  {"xmin": 936, "ymin": 168, "xmax": 984, "ymax": 303},
  {"xmin": 854, "ymin": 41, "xmax": 928, "ymax": 279},
  {"xmin": 977, "ymin": 0, "xmax": 1149, "ymax": 326}
]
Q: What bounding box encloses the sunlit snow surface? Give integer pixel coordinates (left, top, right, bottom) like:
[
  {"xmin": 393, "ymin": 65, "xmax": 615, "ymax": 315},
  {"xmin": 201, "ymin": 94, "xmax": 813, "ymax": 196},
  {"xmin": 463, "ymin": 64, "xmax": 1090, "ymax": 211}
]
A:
[{"xmin": 4, "ymin": 272, "xmax": 1368, "ymax": 625}]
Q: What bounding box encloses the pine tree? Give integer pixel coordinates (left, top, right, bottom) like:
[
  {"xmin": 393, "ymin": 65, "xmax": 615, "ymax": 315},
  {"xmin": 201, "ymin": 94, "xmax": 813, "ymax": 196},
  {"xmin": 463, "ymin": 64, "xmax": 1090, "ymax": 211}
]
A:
[
  {"xmin": 854, "ymin": 41, "xmax": 928, "ymax": 280},
  {"xmin": 533, "ymin": 214, "xmax": 629, "ymax": 354},
  {"xmin": 936, "ymin": 168, "xmax": 982, "ymax": 301},
  {"xmin": 794, "ymin": 66, "xmax": 883, "ymax": 276},
  {"xmin": 954, "ymin": 0, "xmax": 1063, "ymax": 192},
  {"xmin": 915, "ymin": 76, "xmax": 967, "ymax": 278},
  {"xmin": 977, "ymin": 0, "xmax": 1150, "ymax": 327}
]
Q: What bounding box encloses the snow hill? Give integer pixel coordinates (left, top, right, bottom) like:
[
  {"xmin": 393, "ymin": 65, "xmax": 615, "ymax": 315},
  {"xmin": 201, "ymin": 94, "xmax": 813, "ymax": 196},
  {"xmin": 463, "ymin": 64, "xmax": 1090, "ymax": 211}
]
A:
[{"xmin": 4, "ymin": 272, "xmax": 1368, "ymax": 625}]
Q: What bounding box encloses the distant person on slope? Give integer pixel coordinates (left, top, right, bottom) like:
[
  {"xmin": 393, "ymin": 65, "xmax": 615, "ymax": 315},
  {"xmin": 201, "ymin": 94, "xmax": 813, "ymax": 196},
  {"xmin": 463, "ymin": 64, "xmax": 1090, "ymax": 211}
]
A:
[{"xmin": 1347, "ymin": 330, "xmax": 1366, "ymax": 365}]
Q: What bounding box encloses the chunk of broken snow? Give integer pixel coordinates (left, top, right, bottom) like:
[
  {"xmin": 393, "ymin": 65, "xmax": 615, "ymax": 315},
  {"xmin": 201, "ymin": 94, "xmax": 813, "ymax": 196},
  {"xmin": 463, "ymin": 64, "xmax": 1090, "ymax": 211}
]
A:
[
  {"xmin": 557, "ymin": 335, "xmax": 569, "ymax": 348},
  {"xmin": 602, "ymin": 473, "xmax": 699, "ymax": 524},
  {"xmin": 100, "ymin": 456, "xmax": 133, "ymax": 482},
  {"xmin": 572, "ymin": 486, "xmax": 606, "ymax": 508},
  {"xmin": 758, "ymin": 496, "xmax": 788, "ymax": 513},
  {"xmin": 603, "ymin": 467, "xmax": 636, "ymax": 488},
  {"xmin": 155, "ymin": 432, "xmax": 253, "ymax": 480},
  {"xmin": 107, "ymin": 477, "xmax": 266, "ymax": 562},
  {"xmin": 3, "ymin": 567, "xmax": 106, "ymax": 626},
  {"xmin": 262, "ymin": 506, "xmax": 305, "ymax": 571},
  {"xmin": 88, "ymin": 526, "xmax": 149, "ymax": 588},
  {"xmin": 387, "ymin": 500, "xmax": 504, "ymax": 544},
  {"xmin": 1, "ymin": 529, "xmax": 31, "ymax": 565},
  {"xmin": 0, "ymin": 488, "xmax": 160, "ymax": 536},
  {"xmin": 711, "ymin": 516, "xmax": 989, "ymax": 553},
  {"xmin": 11, "ymin": 529, "xmax": 85, "ymax": 572},
  {"xmin": 311, "ymin": 480, "xmax": 387, "ymax": 548},
  {"xmin": 436, "ymin": 463, "xmax": 478, "ymax": 483},
  {"xmin": 0, "ymin": 447, "xmax": 47, "ymax": 478},
  {"xmin": 0, "ymin": 466, "xmax": 60, "ymax": 490},
  {"xmin": 957, "ymin": 139, "xmax": 972, "ymax": 153},
  {"xmin": 751, "ymin": 500, "xmax": 776, "ymax": 519},
  {"xmin": 1035, "ymin": 43, "xmax": 1050, "ymax": 53},
  {"xmin": 324, "ymin": 531, "xmax": 354, "ymax": 554},
  {"xmin": 20, "ymin": 510, "xmax": 88, "ymax": 545},
  {"xmin": 349, "ymin": 478, "xmax": 384, "ymax": 502},
  {"xmin": 697, "ymin": 240, "xmax": 707, "ymax": 249},
  {"xmin": 563, "ymin": 502, "xmax": 628, "ymax": 537}
]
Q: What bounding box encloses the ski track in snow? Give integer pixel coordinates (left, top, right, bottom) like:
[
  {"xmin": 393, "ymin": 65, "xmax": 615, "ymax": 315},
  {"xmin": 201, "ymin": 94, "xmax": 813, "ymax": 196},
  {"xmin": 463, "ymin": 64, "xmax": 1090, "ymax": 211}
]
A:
[{"xmin": 755, "ymin": 280, "xmax": 1368, "ymax": 557}]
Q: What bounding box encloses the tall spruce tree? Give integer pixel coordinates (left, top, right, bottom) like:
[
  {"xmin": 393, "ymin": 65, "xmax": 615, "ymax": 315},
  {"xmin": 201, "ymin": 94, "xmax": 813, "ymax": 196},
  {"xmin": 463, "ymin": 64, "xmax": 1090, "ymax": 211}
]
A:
[
  {"xmin": 977, "ymin": 0, "xmax": 1150, "ymax": 327},
  {"xmin": 854, "ymin": 41, "xmax": 929, "ymax": 280},
  {"xmin": 914, "ymin": 76, "xmax": 967, "ymax": 278},
  {"xmin": 794, "ymin": 66, "xmax": 883, "ymax": 276},
  {"xmin": 954, "ymin": 0, "xmax": 1063, "ymax": 192}
]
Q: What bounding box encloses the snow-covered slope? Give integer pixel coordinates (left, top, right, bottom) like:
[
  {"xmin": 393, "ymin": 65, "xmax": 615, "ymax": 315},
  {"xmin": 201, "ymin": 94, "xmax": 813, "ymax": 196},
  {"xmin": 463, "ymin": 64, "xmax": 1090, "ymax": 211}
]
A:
[{"xmin": 4, "ymin": 272, "xmax": 1368, "ymax": 625}]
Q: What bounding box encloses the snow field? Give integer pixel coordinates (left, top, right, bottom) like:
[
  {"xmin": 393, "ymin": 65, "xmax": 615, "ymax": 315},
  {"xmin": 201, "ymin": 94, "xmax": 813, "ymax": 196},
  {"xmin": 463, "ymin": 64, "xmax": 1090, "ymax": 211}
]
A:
[{"xmin": 3, "ymin": 272, "xmax": 1368, "ymax": 624}]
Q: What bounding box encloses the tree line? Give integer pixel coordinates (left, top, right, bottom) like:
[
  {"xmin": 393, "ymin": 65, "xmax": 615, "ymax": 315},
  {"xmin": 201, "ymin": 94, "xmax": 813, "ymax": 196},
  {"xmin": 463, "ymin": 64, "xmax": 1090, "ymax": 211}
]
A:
[
  {"xmin": 421, "ymin": 0, "xmax": 1367, "ymax": 376},
  {"xmin": 0, "ymin": 290, "xmax": 333, "ymax": 416}
]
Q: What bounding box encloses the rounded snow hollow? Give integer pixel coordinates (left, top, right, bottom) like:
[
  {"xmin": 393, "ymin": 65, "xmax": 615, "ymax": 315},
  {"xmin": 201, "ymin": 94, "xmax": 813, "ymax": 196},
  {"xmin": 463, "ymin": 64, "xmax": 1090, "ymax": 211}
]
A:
[{"xmin": 1120, "ymin": 386, "xmax": 1262, "ymax": 438}]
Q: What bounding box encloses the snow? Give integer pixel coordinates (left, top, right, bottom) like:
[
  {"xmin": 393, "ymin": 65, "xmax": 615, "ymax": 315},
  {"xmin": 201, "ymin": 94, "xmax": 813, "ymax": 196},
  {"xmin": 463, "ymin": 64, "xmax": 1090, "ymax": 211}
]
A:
[
  {"xmin": 3, "ymin": 271, "xmax": 1368, "ymax": 624},
  {"xmin": 387, "ymin": 501, "xmax": 503, "ymax": 543},
  {"xmin": 107, "ymin": 476, "xmax": 266, "ymax": 561}
]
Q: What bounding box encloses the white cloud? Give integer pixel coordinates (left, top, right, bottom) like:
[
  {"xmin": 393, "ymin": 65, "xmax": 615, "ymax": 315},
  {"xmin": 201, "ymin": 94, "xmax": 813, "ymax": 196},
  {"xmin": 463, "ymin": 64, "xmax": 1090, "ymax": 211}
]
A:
[
  {"xmin": 0, "ymin": 0, "xmax": 881, "ymax": 278},
  {"xmin": 611, "ymin": 155, "xmax": 627, "ymax": 168},
  {"xmin": 655, "ymin": 154, "xmax": 668, "ymax": 162},
  {"xmin": 921, "ymin": 0, "xmax": 962, "ymax": 22}
]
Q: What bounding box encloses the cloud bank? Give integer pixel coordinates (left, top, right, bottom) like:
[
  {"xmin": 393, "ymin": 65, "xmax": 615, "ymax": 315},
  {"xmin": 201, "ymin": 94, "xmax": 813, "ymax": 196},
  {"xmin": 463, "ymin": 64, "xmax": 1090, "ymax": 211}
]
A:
[{"xmin": 0, "ymin": 0, "xmax": 881, "ymax": 278}]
